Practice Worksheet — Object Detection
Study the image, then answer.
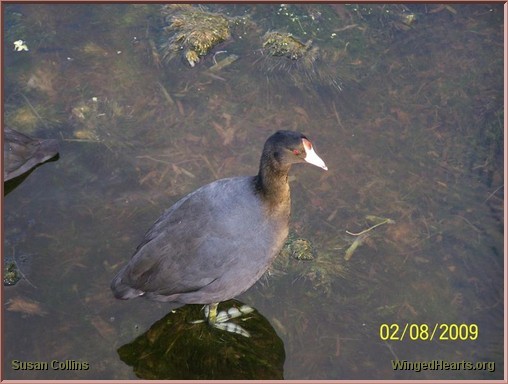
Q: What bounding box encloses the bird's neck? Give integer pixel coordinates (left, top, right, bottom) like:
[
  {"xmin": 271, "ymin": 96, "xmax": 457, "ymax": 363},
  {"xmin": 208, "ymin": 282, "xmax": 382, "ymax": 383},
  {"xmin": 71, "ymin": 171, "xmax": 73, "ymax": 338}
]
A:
[{"xmin": 255, "ymin": 163, "xmax": 291, "ymax": 209}]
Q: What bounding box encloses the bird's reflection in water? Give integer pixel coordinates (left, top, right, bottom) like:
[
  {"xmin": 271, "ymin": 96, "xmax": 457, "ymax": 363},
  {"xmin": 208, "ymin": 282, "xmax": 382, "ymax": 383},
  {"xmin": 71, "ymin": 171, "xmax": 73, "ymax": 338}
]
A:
[
  {"xmin": 117, "ymin": 299, "xmax": 285, "ymax": 380},
  {"xmin": 118, "ymin": 300, "xmax": 285, "ymax": 380}
]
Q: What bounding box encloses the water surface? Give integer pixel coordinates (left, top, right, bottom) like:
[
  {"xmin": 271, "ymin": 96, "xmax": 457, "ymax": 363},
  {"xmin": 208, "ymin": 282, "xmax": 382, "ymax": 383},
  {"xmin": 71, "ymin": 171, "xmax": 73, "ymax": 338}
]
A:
[{"xmin": 2, "ymin": 4, "xmax": 504, "ymax": 380}]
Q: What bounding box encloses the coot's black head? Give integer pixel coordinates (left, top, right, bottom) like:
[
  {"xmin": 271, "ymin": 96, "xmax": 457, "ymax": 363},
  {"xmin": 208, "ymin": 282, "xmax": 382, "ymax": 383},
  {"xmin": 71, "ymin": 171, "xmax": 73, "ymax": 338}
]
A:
[{"xmin": 262, "ymin": 130, "xmax": 328, "ymax": 171}]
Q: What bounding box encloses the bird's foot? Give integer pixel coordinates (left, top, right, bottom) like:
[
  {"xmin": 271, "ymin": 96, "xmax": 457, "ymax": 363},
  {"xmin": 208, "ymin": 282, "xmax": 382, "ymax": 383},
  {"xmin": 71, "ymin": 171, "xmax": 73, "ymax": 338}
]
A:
[
  {"xmin": 209, "ymin": 304, "xmax": 254, "ymax": 337},
  {"xmin": 190, "ymin": 303, "xmax": 254, "ymax": 337}
]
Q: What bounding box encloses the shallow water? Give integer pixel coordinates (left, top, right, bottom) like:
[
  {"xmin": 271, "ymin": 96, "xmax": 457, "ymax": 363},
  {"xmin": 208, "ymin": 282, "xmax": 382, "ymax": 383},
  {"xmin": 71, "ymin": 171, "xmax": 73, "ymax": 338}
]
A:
[{"xmin": 2, "ymin": 4, "xmax": 504, "ymax": 380}]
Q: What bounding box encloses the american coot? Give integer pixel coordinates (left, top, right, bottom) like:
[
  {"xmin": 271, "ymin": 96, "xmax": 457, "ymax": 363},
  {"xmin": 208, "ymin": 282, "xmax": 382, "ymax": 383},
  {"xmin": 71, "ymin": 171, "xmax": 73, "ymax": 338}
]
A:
[
  {"xmin": 4, "ymin": 127, "xmax": 59, "ymax": 182},
  {"xmin": 111, "ymin": 130, "xmax": 327, "ymax": 335}
]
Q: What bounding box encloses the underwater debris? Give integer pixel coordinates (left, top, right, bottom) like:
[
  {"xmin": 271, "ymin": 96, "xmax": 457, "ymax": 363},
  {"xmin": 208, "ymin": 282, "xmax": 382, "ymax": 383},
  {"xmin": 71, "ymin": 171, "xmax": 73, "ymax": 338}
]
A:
[
  {"xmin": 344, "ymin": 234, "xmax": 366, "ymax": 261},
  {"xmin": 13, "ymin": 39, "xmax": 28, "ymax": 51},
  {"xmin": 208, "ymin": 52, "xmax": 239, "ymax": 73},
  {"xmin": 346, "ymin": 215, "xmax": 395, "ymax": 237},
  {"xmin": 160, "ymin": 5, "xmax": 233, "ymax": 67},
  {"xmin": 344, "ymin": 216, "xmax": 395, "ymax": 260}
]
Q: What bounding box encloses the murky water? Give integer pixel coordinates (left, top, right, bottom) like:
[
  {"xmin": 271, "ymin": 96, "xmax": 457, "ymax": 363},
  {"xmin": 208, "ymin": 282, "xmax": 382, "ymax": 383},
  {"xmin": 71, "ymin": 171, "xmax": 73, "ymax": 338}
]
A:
[{"xmin": 2, "ymin": 4, "xmax": 504, "ymax": 380}]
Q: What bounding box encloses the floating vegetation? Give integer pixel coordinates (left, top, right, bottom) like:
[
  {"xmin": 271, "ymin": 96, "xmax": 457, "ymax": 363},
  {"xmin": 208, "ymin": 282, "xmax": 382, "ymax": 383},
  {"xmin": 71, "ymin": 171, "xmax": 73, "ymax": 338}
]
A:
[
  {"xmin": 262, "ymin": 31, "xmax": 312, "ymax": 60},
  {"xmin": 160, "ymin": 5, "xmax": 233, "ymax": 67},
  {"xmin": 268, "ymin": 233, "xmax": 347, "ymax": 297},
  {"xmin": 255, "ymin": 31, "xmax": 344, "ymax": 92}
]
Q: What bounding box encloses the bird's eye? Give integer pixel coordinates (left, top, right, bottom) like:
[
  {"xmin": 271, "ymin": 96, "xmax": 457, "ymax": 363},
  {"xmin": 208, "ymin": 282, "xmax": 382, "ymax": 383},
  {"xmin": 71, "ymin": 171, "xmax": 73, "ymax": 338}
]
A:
[{"xmin": 293, "ymin": 149, "xmax": 300, "ymax": 155}]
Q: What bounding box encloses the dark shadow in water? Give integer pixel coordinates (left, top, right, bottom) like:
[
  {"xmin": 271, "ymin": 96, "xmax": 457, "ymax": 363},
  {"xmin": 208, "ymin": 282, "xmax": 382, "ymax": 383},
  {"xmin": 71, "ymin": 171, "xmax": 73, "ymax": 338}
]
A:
[{"xmin": 117, "ymin": 299, "xmax": 285, "ymax": 380}]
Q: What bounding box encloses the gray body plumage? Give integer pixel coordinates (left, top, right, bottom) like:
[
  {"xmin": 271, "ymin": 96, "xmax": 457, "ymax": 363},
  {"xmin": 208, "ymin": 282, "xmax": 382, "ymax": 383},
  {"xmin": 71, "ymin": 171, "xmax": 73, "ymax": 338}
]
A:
[{"xmin": 111, "ymin": 176, "xmax": 290, "ymax": 304}]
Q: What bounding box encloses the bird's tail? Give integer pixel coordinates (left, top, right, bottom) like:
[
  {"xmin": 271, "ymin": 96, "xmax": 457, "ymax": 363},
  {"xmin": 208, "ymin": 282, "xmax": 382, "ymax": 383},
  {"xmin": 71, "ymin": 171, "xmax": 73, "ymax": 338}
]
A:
[{"xmin": 110, "ymin": 270, "xmax": 144, "ymax": 300}]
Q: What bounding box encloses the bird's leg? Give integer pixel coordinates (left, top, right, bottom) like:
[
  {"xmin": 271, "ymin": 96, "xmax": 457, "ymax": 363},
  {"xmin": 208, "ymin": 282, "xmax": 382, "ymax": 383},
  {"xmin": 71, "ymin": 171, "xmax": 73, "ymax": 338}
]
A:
[{"xmin": 205, "ymin": 302, "xmax": 218, "ymax": 325}]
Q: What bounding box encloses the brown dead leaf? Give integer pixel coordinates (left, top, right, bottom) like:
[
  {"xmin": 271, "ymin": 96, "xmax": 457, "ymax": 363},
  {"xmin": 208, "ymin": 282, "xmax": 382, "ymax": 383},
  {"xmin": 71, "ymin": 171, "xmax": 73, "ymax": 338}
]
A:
[
  {"xmin": 390, "ymin": 108, "xmax": 411, "ymax": 125},
  {"xmin": 139, "ymin": 170, "xmax": 158, "ymax": 185},
  {"xmin": 185, "ymin": 133, "xmax": 202, "ymax": 142},
  {"xmin": 176, "ymin": 100, "xmax": 185, "ymax": 116},
  {"xmin": 172, "ymin": 164, "xmax": 195, "ymax": 178},
  {"xmin": 222, "ymin": 112, "xmax": 232, "ymax": 127},
  {"xmin": 6, "ymin": 296, "xmax": 47, "ymax": 316},
  {"xmin": 212, "ymin": 121, "xmax": 236, "ymax": 146}
]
